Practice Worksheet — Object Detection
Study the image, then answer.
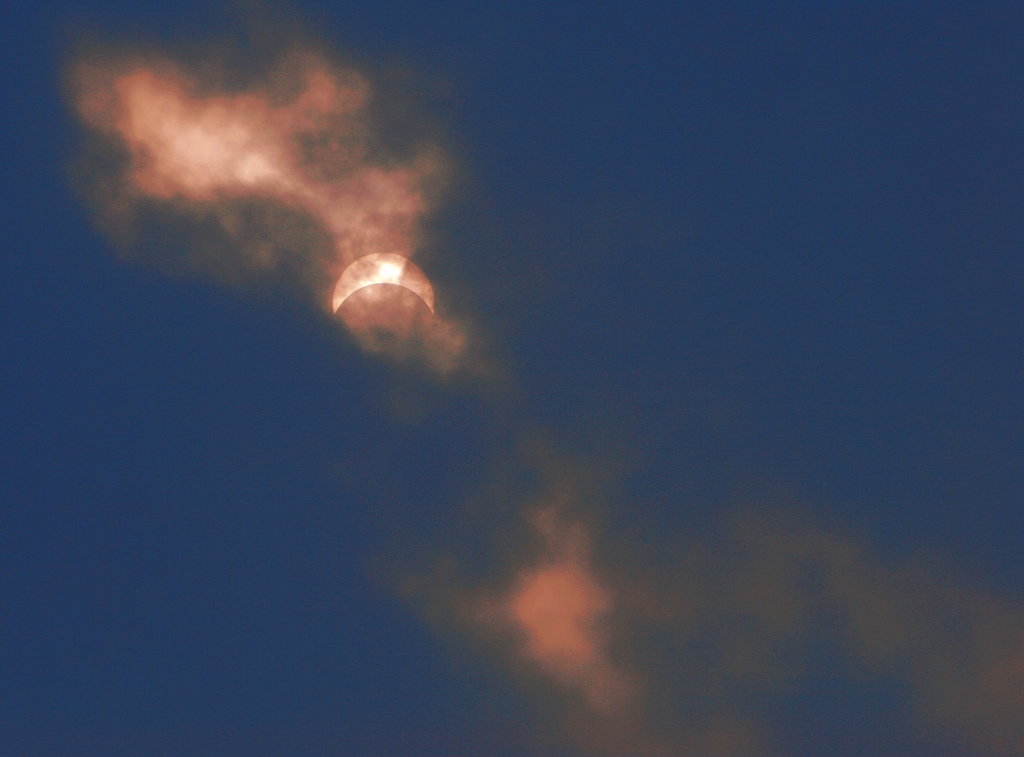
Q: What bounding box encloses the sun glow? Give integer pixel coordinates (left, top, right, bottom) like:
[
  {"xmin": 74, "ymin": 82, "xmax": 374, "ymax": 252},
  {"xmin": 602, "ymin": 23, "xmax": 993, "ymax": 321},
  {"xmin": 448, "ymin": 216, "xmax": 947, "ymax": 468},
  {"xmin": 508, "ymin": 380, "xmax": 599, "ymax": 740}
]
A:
[{"xmin": 331, "ymin": 252, "xmax": 435, "ymax": 313}]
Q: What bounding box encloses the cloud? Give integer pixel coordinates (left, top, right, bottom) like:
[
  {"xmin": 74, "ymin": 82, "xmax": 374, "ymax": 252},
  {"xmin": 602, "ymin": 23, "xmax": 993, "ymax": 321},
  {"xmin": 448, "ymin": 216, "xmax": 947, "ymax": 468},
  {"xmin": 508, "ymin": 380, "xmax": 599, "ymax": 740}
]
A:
[
  {"xmin": 399, "ymin": 444, "xmax": 1024, "ymax": 755},
  {"xmin": 475, "ymin": 506, "xmax": 637, "ymax": 716},
  {"xmin": 396, "ymin": 444, "xmax": 762, "ymax": 754},
  {"xmin": 67, "ymin": 38, "xmax": 468, "ymax": 373}
]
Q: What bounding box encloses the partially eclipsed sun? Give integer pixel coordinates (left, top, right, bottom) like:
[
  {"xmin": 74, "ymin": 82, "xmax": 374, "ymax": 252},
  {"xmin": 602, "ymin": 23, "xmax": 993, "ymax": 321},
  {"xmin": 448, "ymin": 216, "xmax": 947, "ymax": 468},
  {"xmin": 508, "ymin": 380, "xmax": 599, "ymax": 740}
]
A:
[{"xmin": 332, "ymin": 252, "xmax": 435, "ymax": 313}]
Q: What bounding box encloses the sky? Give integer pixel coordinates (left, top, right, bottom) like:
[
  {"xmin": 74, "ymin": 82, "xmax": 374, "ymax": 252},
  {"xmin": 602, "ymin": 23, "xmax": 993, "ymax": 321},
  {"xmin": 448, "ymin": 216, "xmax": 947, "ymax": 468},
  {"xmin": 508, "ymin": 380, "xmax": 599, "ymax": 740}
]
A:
[{"xmin": 2, "ymin": 2, "xmax": 1023, "ymax": 755}]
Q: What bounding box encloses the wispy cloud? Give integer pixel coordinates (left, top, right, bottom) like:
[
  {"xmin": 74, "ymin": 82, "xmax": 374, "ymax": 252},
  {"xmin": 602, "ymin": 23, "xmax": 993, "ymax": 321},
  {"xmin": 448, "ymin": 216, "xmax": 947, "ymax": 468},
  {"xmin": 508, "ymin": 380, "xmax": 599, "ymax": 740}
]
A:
[
  {"xmin": 401, "ymin": 442, "xmax": 1024, "ymax": 754},
  {"xmin": 68, "ymin": 38, "xmax": 468, "ymax": 372}
]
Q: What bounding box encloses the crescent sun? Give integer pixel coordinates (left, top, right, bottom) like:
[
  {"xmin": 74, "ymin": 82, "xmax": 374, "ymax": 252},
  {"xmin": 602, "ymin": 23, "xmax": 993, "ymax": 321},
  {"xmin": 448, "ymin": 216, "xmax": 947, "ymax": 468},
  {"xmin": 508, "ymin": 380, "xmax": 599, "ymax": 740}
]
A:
[{"xmin": 332, "ymin": 253, "xmax": 435, "ymax": 314}]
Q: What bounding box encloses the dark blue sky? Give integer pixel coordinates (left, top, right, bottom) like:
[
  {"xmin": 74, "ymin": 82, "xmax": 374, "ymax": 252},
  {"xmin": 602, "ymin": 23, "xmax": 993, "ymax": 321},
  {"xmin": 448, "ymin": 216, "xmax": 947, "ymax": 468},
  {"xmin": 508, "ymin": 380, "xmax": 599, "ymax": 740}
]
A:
[{"xmin": 2, "ymin": 3, "xmax": 1023, "ymax": 755}]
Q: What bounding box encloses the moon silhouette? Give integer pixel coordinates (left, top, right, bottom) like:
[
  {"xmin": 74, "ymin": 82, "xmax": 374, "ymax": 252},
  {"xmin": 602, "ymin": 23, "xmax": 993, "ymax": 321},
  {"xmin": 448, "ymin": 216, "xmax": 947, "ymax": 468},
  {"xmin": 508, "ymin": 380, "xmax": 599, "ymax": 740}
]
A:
[{"xmin": 332, "ymin": 253, "xmax": 435, "ymax": 314}]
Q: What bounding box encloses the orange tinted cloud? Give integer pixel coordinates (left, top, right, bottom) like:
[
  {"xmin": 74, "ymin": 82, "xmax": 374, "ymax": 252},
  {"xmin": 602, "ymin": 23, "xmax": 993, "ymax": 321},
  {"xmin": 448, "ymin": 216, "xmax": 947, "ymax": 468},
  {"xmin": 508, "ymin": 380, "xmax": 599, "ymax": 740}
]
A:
[
  {"xmin": 70, "ymin": 46, "xmax": 465, "ymax": 370},
  {"xmin": 491, "ymin": 508, "xmax": 635, "ymax": 714},
  {"xmin": 403, "ymin": 448, "xmax": 1024, "ymax": 755},
  {"xmin": 401, "ymin": 453, "xmax": 760, "ymax": 755}
]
